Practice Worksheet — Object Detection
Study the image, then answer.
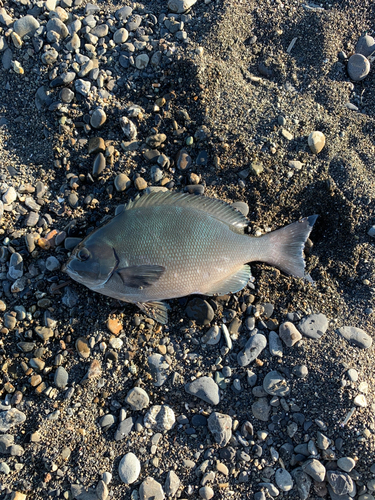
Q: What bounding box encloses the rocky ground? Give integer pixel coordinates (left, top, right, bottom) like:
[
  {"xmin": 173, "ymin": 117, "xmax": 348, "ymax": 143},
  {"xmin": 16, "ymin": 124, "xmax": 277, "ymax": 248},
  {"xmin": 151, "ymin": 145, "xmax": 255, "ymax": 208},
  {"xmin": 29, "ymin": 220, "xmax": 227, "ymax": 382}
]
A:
[{"xmin": 0, "ymin": 0, "xmax": 375, "ymax": 499}]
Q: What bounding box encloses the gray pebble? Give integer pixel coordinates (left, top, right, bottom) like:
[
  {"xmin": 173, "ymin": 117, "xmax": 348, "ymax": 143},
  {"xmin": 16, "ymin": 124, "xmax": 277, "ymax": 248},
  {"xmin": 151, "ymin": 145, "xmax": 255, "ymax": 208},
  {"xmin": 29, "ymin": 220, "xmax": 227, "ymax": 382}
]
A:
[
  {"xmin": 247, "ymin": 370, "xmax": 257, "ymax": 386},
  {"xmin": 144, "ymin": 405, "xmax": 175, "ymax": 431},
  {"xmin": 254, "ymin": 492, "xmax": 266, "ymax": 500},
  {"xmin": 355, "ymin": 35, "xmax": 375, "ymax": 57},
  {"xmin": 90, "ymin": 108, "xmax": 106, "ymax": 129},
  {"xmin": 263, "ymin": 370, "xmax": 290, "ymax": 396},
  {"xmin": 93, "ymin": 152, "xmax": 106, "ymax": 177},
  {"xmin": 148, "ymin": 354, "xmax": 169, "ymax": 387},
  {"xmin": 258, "ymin": 483, "xmax": 279, "ymax": 497},
  {"xmin": 186, "ymin": 298, "xmax": 214, "ymax": 325},
  {"xmin": 337, "ymin": 326, "xmax": 372, "ymax": 349},
  {"xmin": 337, "ymin": 457, "xmax": 356, "ymax": 473},
  {"xmin": 125, "ymin": 387, "xmax": 149, "ymax": 411},
  {"xmin": 327, "ymin": 470, "xmax": 354, "ymax": 495},
  {"xmin": 115, "ymin": 6, "xmax": 133, "ymax": 21},
  {"xmin": 139, "ymin": 477, "xmax": 165, "ymax": 500},
  {"xmin": 4, "ymin": 312, "xmax": 17, "ymax": 330},
  {"xmin": 75, "ymin": 79, "xmax": 91, "ymax": 96},
  {"xmin": 185, "ymin": 376, "xmax": 220, "ymax": 405},
  {"xmin": 269, "ymin": 331, "xmax": 283, "ymax": 357},
  {"xmin": 68, "ymin": 193, "xmax": 78, "ymax": 208},
  {"xmin": 14, "ymin": 15, "xmax": 40, "ymax": 38},
  {"xmin": 201, "ymin": 325, "xmax": 221, "ymax": 345},
  {"xmin": 252, "ymin": 397, "xmax": 271, "ymax": 421},
  {"xmin": 237, "ymin": 333, "xmax": 267, "ymax": 366},
  {"xmin": 3, "ymin": 186, "xmax": 17, "ymax": 205},
  {"xmin": 275, "ymin": 468, "xmax": 293, "ymax": 491},
  {"xmin": 114, "ymin": 173, "xmax": 131, "ymax": 192},
  {"xmin": 293, "ymin": 365, "xmax": 308, "ymax": 378},
  {"xmin": 54, "ymin": 366, "xmax": 68, "ymax": 389},
  {"xmin": 118, "ymin": 452, "xmax": 140, "ymax": 484},
  {"xmin": 346, "ymin": 368, "xmax": 358, "ymax": 382},
  {"xmin": 114, "ymin": 416, "xmax": 135, "ymax": 441},
  {"xmin": 164, "ymin": 471, "xmax": 180, "ymax": 497},
  {"xmin": 8, "ymin": 252, "xmax": 23, "ymax": 280},
  {"xmin": 46, "ymin": 256, "xmax": 60, "ymax": 271},
  {"xmin": 199, "ymin": 486, "xmax": 214, "ymax": 499},
  {"xmin": 0, "ymin": 462, "xmax": 10, "ymax": 474},
  {"xmin": 168, "ymin": 0, "xmax": 198, "ymax": 14},
  {"xmin": 135, "ymin": 54, "xmax": 150, "ymax": 70},
  {"xmin": 368, "ymin": 226, "xmax": 375, "ymax": 238},
  {"xmin": 0, "ymin": 408, "xmax": 26, "ymax": 432},
  {"xmin": 298, "ymin": 313, "xmax": 328, "ymax": 340},
  {"xmin": 291, "ymin": 468, "xmax": 312, "ymax": 500},
  {"xmin": 207, "ymin": 412, "xmax": 232, "ymax": 447},
  {"xmin": 347, "ymin": 54, "xmax": 370, "ymax": 82},
  {"xmin": 100, "ymin": 414, "xmax": 115, "ymax": 430},
  {"xmin": 0, "ymin": 434, "xmax": 14, "ymax": 453},
  {"xmin": 302, "ymin": 458, "xmax": 326, "ymax": 482}
]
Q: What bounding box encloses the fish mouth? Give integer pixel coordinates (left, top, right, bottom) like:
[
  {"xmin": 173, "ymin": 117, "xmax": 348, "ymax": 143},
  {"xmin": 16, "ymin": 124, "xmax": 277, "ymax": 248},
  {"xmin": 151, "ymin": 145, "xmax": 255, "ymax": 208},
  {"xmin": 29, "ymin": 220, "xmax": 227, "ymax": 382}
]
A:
[{"xmin": 63, "ymin": 247, "xmax": 120, "ymax": 286}]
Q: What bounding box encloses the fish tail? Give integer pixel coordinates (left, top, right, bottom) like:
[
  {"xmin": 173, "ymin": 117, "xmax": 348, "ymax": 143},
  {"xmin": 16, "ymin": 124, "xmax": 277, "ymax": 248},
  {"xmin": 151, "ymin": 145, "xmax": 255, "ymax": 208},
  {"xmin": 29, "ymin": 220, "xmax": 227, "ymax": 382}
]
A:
[{"xmin": 256, "ymin": 215, "xmax": 318, "ymax": 280}]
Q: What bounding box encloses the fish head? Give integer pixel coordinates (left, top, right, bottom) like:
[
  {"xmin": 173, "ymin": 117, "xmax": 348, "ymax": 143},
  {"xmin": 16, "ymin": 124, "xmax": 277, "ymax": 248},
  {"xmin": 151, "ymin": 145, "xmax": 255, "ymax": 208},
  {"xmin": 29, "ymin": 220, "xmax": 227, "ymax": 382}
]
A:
[{"xmin": 64, "ymin": 236, "xmax": 118, "ymax": 289}]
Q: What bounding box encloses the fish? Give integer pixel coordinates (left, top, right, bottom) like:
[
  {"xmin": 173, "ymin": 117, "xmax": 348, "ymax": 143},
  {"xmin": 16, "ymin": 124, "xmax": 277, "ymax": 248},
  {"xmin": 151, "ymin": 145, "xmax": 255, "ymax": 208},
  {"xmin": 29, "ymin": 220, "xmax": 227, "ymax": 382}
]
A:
[{"xmin": 64, "ymin": 191, "xmax": 318, "ymax": 324}]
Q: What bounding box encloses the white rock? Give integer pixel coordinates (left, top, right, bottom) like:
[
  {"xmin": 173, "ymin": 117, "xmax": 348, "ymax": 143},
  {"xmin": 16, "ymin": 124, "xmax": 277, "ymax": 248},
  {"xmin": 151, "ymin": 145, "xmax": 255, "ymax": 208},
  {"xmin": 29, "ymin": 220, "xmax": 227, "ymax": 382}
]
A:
[
  {"xmin": 118, "ymin": 452, "xmax": 140, "ymax": 484},
  {"xmin": 168, "ymin": 0, "xmax": 198, "ymax": 14}
]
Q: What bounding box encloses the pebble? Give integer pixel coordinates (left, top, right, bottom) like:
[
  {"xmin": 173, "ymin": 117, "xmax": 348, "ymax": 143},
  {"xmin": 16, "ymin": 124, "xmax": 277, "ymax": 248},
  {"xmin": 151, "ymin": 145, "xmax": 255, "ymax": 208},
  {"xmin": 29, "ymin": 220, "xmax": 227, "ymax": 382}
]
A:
[
  {"xmin": 252, "ymin": 397, "xmax": 271, "ymax": 421},
  {"xmin": 135, "ymin": 177, "xmax": 147, "ymax": 191},
  {"xmin": 76, "ymin": 337, "xmax": 90, "ymax": 359},
  {"xmin": 118, "ymin": 452, "xmax": 140, "ymax": 484},
  {"xmin": 88, "ymin": 137, "xmax": 105, "ymax": 154},
  {"xmin": 308, "ymin": 131, "xmax": 326, "ymax": 154},
  {"xmin": 90, "ymin": 109, "xmax": 106, "ymax": 129},
  {"xmin": 144, "ymin": 405, "xmax": 175, "ymax": 431},
  {"xmin": 14, "ymin": 15, "xmax": 40, "ymax": 38},
  {"xmin": 207, "ymin": 412, "xmax": 232, "ymax": 447},
  {"xmin": 368, "ymin": 226, "xmax": 375, "ymax": 237},
  {"xmin": 120, "ymin": 116, "xmax": 137, "ymax": 140},
  {"xmin": 199, "ymin": 486, "xmax": 214, "ymax": 499},
  {"xmin": 148, "ymin": 354, "xmax": 169, "ymax": 387},
  {"xmin": 327, "ymin": 470, "xmax": 354, "ymax": 495},
  {"xmin": 337, "ymin": 326, "xmax": 372, "ymax": 349},
  {"xmin": 355, "ymin": 34, "xmax": 375, "ymax": 57},
  {"xmin": 164, "ymin": 471, "xmax": 180, "ymax": 496},
  {"xmin": 269, "ymin": 331, "xmax": 283, "ymax": 357},
  {"xmin": 115, "ymin": 416, "xmax": 135, "ymax": 441},
  {"xmin": 0, "ymin": 409, "xmax": 26, "ymax": 432},
  {"xmin": 337, "ymin": 457, "xmax": 356, "ymax": 473},
  {"xmin": 237, "ymin": 333, "xmax": 267, "ymax": 366},
  {"xmin": 114, "ymin": 173, "xmax": 131, "ymax": 192},
  {"xmin": 54, "ymin": 366, "xmax": 68, "ymax": 389},
  {"xmin": 347, "ymin": 53, "xmax": 371, "ymax": 81},
  {"xmin": 302, "ymin": 458, "xmax": 326, "ymax": 482},
  {"xmin": 45, "ymin": 256, "xmax": 60, "ymax": 271},
  {"xmin": 279, "ymin": 322, "xmax": 302, "ymax": 346},
  {"xmin": 263, "ymin": 371, "xmax": 290, "ymax": 396},
  {"xmin": 354, "ymin": 394, "xmax": 367, "ymax": 407},
  {"xmin": 186, "ymin": 298, "xmax": 214, "ymax": 325},
  {"xmin": 4, "ymin": 313, "xmax": 17, "ymax": 330},
  {"xmin": 93, "ymin": 153, "xmax": 106, "ymax": 177},
  {"xmin": 125, "ymin": 387, "xmax": 149, "ymax": 410},
  {"xmin": 201, "ymin": 325, "xmax": 221, "ymax": 345},
  {"xmin": 2, "ymin": 186, "xmax": 17, "ymax": 204},
  {"xmin": 298, "ymin": 313, "xmax": 328, "ymax": 340},
  {"xmin": 291, "ymin": 468, "xmax": 312, "ymax": 500},
  {"xmin": 168, "ymin": 0, "xmax": 198, "ymax": 14},
  {"xmin": 185, "ymin": 376, "xmax": 220, "ymax": 405},
  {"xmin": 275, "ymin": 468, "xmax": 293, "ymax": 491}
]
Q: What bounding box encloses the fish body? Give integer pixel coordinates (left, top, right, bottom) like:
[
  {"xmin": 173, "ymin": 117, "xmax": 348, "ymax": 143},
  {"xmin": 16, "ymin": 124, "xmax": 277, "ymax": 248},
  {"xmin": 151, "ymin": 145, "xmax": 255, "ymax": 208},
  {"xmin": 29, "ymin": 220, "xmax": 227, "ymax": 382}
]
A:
[{"xmin": 65, "ymin": 192, "xmax": 317, "ymax": 323}]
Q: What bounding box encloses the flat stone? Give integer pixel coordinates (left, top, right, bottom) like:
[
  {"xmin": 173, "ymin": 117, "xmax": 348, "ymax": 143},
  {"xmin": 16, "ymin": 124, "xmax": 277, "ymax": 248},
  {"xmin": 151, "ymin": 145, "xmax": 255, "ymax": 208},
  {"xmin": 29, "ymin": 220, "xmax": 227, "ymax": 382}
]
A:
[
  {"xmin": 14, "ymin": 15, "xmax": 40, "ymax": 38},
  {"xmin": 291, "ymin": 468, "xmax": 312, "ymax": 500},
  {"xmin": 298, "ymin": 313, "xmax": 328, "ymax": 340},
  {"xmin": 120, "ymin": 116, "xmax": 137, "ymax": 139},
  {"xmin": 54, "ymin": 366, "xmax": 68, "ymax": 389},
  {"xmin": 118, "ymin": 452, "xmax": 141, "ymax": 484},
  {"xmin": 347, "ymin": 53, "xmax": 371, "ymax": 81},
  {"xmin": 148, "ymin": 354, "xmax": 169, "ymax": 387},
  {"xmin": 337, "ymin": 457, "xmax": 356, "ymax": 473},
  {"xmin": 114, "ymin": 173, "xmax": 131, "ymax": 192},
  {"xmin": 279, "ymin": 321, "xmax": 302, "ymax": 346},
  {"xmin": 125, "ymin": 387, "xmax": 149, "ymax": 410},
  {"xmin": 263, "ymin": 371, "xmax": 290, "ymax": 396},
  {"xmin": 164, "ymin": 471, "xmax": 180, "ymax": 497},
  {"xmin": 75, "ymin": 79, "xmax": 91, "ymax": 96},
  {"xmin": 355, "ymin": 35, "xmax": 375, "ymax": 57},
  {"xmin": 302, "ymin": 459, "xmax": 326, "ymax": 482},
  {"xmin": 186, "ymin": 298, "xmax": 214, "ymax": 326},
  {"xmin": 93, "ymin": 152, "xmax": 106, "ymax": 177},
  {"xmin": 237, "ymin": 333, "xmax": 267, "ymax": 366},
  {"xmin": 337, "ymin": 326, "xmax": 372, "ymax": 349},
  {"xmin": 168, "ymin": 0, "xmax": 198, "ymax": 14},
  {"xmin": 0, "ymin": 409, "xmax": 26, "ymax": 432},
  {"xmin": 252, "ymin": 397, "xmax": 271, "ymax": 421},
  {"xmin": 327, "ymin": 470, "xmax": 354, "ymax": 495},
  {"xmin": 114, "ymin": 416, "xmax": 136, "ymax": 441},
  {"xmin": 76, "ymin": 337, "xmax": 90, "ymax": 359},
  {"xmin": 144, "ymin": 405, "xmax": 175, "ymax": 431},
  {"xmin": 185, "ymin": 376, "xmax": 220, "ymax": 405},
  {"xmin": 139, "ymin": 477, "xmax": 165, "ymax": 500},
  {"xmin": 275, "ymin": 468, "xmax": 293, "ymax": 492},
  {"xmin": 90, "ymin": 108, "xmax": 106, "ymax": 129},
  {"xmin": 88, "ymin": 137, "xmax": 105, "ymax": 154},
  {"xmin": 207, "ymin": 412, "xmax": 232, "ymax": 447},
  {"xmin": 269, "ymin": 331, "xmax": 283, "ymax": 357},
  {"xmin": 135, "ymin": 177, "xmax": 147, "ymax": 191},
  {"xmin": 308, "ymin": 131, "xmax": 326, "ymax": 154},
  {"xmin": 201, "ymin": 325, "xmax": 221, "ymax": 345}
]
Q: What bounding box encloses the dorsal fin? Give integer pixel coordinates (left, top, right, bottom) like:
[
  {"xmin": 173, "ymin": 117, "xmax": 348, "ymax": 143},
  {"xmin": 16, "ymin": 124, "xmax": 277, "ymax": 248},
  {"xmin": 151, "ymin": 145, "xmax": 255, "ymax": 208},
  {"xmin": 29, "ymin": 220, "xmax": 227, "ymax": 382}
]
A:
[{"xmin": 123, "ymin": 191, "xmax": 249, "ymax": 229}]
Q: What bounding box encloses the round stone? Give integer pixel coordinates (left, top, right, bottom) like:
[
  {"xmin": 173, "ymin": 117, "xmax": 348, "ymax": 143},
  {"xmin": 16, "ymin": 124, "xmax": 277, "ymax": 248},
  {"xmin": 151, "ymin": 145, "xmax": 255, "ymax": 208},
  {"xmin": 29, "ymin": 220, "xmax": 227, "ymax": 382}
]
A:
[
  {"xmin": 263, "ymin": 371, "xmax": 290, "ymax": 396},
  {"xmin": 60, "ymin": 88, "xmax": 74, "ymax": 103},
  {"xmin": 14, "ymin": 15, "xmax": 40, "ymax": 38},
  {"xmin": 144, "ymin": 405, "xmax": 175, "ymax": 431},
  {"xmin": 185, "ymin": 298, "xmax": 214, "ymax": 326},
  {"xmin": 185, "ymin": 376, "xmax": 220, "ymax": 405},
  {"xmin": 114, "ymin": 173, "xmax": 131, "ymax": 192},
  {"xmin": 135, "ymin": 177, "xmax": 147, "ymax": 190},
  {"xmin": 199, "ymin": 486, "xmax": 214, "ymax": 499},
  {"xmin": 125, "ymin": 387, "xmax": 149, "ymax": 410},
  {"xmin": 279, "ymin": 322, "xmax": 302, "ymax": 346},
  {"xmin": 252, "ymin": 397, "xmax": 271, "ymax": 421},
  {"xmin": 337, "ymin": 457, "xmax": 356, "ymax": 473},
  {"xmin": 54, "ymin": 366, "xmax": 68, "ymax": 389},
  {"xmin": 90, "ymin": 108, "xmax": 106, "ymax": 129},
  {"xmin": 355, "ymin": 35, "xmax": 375, "ymax": 58},
  {"xmin": 308, "ymin": 131, "xmax": 326, "ymax": 154},
  {"xmin": 135, "ymin": 54, "xmax": 150, "ymax": 70},
  {"xmin": 275, "ymin": 468, "xmax": 293, "ymax": 492},
  {"xmin": 207, "ymin": 412, "xmax": 232, "ymax": 447},
  {"xmin": 113, "ymin": 28, "xmax": 129, "ymax": 44},
  {"xmin": 201, "ymin": 325, "xmax": 221, "ymax": 345},
  {"xmin": 45, "ymin": 256, "xmax": 60, "ymax": 271},
  {"xmin": 347, "ymin": 53, "xmax": 370, "ymax": 82},
  {"xmin": 118, "ymin": 452, "xmax": 140, "ymax": 484}
]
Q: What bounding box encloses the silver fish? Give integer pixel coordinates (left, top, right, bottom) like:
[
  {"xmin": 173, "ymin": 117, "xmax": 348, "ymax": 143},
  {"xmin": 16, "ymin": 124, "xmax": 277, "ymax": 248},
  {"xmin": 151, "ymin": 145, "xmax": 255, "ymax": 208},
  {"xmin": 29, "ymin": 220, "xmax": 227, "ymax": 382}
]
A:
[{"xmin": 64, "ymin": 191, "xmax": 317, "ymax": 323}]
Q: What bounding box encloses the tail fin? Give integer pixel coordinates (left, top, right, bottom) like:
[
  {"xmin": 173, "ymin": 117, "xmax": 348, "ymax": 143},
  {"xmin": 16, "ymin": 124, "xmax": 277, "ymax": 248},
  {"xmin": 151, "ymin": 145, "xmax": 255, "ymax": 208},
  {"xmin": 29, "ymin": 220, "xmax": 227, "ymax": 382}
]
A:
[{"xmin": 259, "ymin": 215, "xmax": 318, "ymax": 280}]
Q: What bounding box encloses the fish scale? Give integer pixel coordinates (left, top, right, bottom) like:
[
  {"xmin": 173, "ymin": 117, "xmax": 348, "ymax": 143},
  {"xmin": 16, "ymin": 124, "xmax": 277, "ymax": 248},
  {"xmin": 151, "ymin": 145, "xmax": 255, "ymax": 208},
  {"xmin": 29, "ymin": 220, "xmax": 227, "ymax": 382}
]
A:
[{"xmin": 65, "ymin": 191, "xmax": 317, "ymax": 324}]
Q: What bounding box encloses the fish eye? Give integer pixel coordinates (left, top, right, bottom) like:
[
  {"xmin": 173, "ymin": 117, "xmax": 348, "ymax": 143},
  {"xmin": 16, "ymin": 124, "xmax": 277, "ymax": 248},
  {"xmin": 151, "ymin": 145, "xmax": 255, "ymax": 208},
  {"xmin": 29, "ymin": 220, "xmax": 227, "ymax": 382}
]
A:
[{"xmin": 78, "ymin": 247, "xmax": 91, "ymax": 261}]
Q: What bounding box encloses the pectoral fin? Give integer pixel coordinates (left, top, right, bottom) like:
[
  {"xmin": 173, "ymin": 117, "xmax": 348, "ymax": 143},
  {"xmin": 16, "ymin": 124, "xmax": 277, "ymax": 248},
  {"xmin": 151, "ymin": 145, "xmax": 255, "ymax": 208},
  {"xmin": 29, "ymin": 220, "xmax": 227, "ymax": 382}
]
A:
[
  {"xmin": 116, "ymin": 265, "xmax": 165, "ymax": 288},
  {"xmin": 204, "ymin": 265, "xmax": 251, "ymax": 296},
  {"xmin": 136, "ymin": 301, "xmax": 170, "ymax": 324}
]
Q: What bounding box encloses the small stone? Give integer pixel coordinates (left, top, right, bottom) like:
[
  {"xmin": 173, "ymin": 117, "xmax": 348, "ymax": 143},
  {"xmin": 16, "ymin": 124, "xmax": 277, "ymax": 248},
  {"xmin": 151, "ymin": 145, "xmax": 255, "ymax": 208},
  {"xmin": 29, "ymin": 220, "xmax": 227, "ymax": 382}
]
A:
[
  {"xmin": 107, "ymin": 317, "xmax": 122, "ymax": 335},
  {"xmin": 202, "ymin": 325, "xmax": 221, "ymax": 345},
  {"xmin": 237, "ymin": 333, "xmax": 267, "ymax": 366},
  {"xmin": 176, "ymin": 149, "xmax": 191, "ymax": 170},
  {"xmin": 327, "ymin": 470, "xmax": 354, "ymax": 496},
  {"xmin": 146, "ymin": 134, "xmax": 167, "ymax": 148},
  {"xmin": 68, "ymin": 193, "xmax": 78, "ymax": 208},
  {"xmin": 185, "ymin": 376, "xmax": 220, "ymax": 405},
  {"xmin": 355, "ymin": 34, "xmax": 375, "ymax": 57},
  {"xmin": 279, "ymin": 321, "xmax": 302, "ymax": 346},
  {"xmin": 148, "ymin": 354, "xmax": 169, "ymax": 387},
  {"xmin": 139, "ymin": 477, "xmax": 165, "ymax": 500},
  {"xmin": 281, "ymin": 129, "xmax": 294, "ymax": 140},
  {"xmin": 93, "ymin": 153, "xmax": 106, "ymax": 177},
  {"xmin": 113, "ymin": 28, "xmax": 129, "ymax": 44},
  {"xmin": 14, "ymin": 15, "xmax": 40, "ymax": 38},
  {"xmin": 0, "ymin": 409, "xmax": 26, "ymax": 432},
  {"xmin": 186, "ymin": 298, "xmax": 214, "ymax": 325},
  {"xmin": 249, "ymin": 161, "xmax": 264, "ymax": 176},
  {"xmin": 291, "ymin": 468, "xmax": 312, "ymax": 500},
  {"xmin": 4, "ymin": 313, "xmax": 17, "ymax": 330},
  {"xmin": 54, "ymin": 366, "xmax": 68, "ymax": 389},
  {"xmin": 263, "ymin": 371, "xmax": 290, "ymax": 396},
  {"xmin": 337, "ymin": 326, "xmax": 372, "ymax": 349},
  {"xmin": 45, "ymin": 256, "xmax": 60, "ymax": 271},
  {"xmin": 207, "ymin": 412, "xmax": 232, "ymax": 447},
  {"xmin": 337, "ymin": 457, "xmax": 356, "ymax": 473},
  {"xmin": 289, "ymin": 160, "xmax": 304, "ymax": 170},
  {"xmin": 34, "ymin": 326, "xmax": 53, "ymax": 341},
  {"xmin": 298, "ymin": 313, "xmax": 328, "ymax": 340},
  {"xmin": 199, "ymin": 486, "xmax": 214, "ymax": 499},
  {"xmin": 3, "ymin": 186, "xmax": 17, "ymax": 204},
  {"xmin": 90, "ymin": 108, "xmax": 106, "ymax": 129},
  {"xmin": 269, "ymin": 331, "xmax": 283, "ymax": 357},
  {"xmin": 302, "ymin": 459, "xmax": 326, "ymax": 482},
  {"xmin": 252, "ymin": 397, "xmax": 271, "ymax": 421},
  {"xmin": 120, "ymin": 116, "xmax": 137, "ymax": 140},
  {"xmin": 144, "ymin": 405, "xmax": 175, "ymax": 432},
  {"xmin": 308, "ymin": 131, "xmax": 326, "ymax": 154},
  {"xmin": 115, "ymin": 416, "xmax": 135, "ymax": 441},
  {"xmin": 125, "ymin": 387, "xmax": 149, "ymax": 411},
  {"xmin": 347, "ymin": 53, "xmax": 371, "ymax": 81},
  {"xmin": 354, "ymin": 394, "xmax": 367, "ymax": 407},
  {"xmin": 168, "ymin": 0, "xmax": 198, "ymax": 14},
  {"xmin": 114, "ymin": 173, "xmax": 131, "ymax": 192},
  {"xmin": 134, "ymin": 177, "xmax": 147, "ymax": 190},
  {"xmin": 88, "ymin": 137, "xmax": 105, "ymax": 154},
  {"xmin": 118, "ymin": 452, "xmax": 141, "ymax": 484},
  {"xmin": 368, "ymin": 226, "xmax": 375, "ymax": 238},
  {"xmin": 275, "ymin": 468, "xmax": 293, "ymax": 492},
  {"xmin": 164, "ymin": 471, "xmax": 180, "ymax": 497},
  {"xmin": 96, "ymin": 480, "xmax": 108, "ymax": 500},
  {"xmin": 76, "ymin": 337, "xmax": 90, "ymax": 359},
  {"xmin": 75, "ymin": 79, "xmax": 91, "ymax": 96}
]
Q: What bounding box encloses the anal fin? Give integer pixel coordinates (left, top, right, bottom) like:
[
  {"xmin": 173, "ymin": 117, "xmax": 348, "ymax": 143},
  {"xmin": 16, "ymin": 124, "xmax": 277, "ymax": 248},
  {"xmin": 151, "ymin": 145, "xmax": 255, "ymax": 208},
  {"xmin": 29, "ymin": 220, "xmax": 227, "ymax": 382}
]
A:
[
  {"xmin": 136, "ymin": 301, "xmax": 170, "ymax": 324},
  {"xmin": 204, "ymin": 265, "xmax": 251, "ymax": 296}
]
